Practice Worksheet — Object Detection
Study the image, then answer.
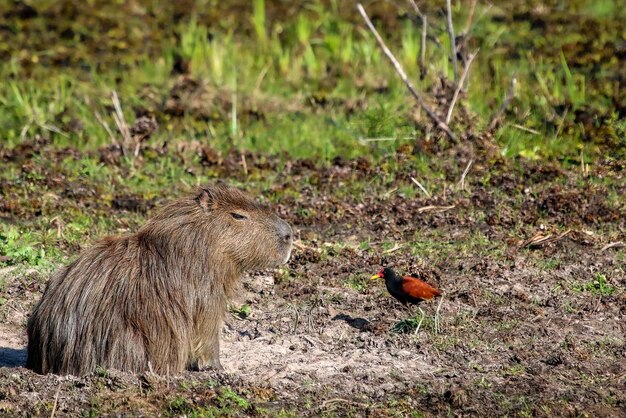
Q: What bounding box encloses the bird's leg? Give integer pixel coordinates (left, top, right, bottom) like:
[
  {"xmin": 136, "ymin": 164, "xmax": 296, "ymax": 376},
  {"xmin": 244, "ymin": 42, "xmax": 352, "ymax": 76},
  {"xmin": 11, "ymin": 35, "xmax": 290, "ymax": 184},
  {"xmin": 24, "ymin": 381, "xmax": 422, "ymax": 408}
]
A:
[
  {"xmin": 414, "ymin": 307, "xmax": 426, "ymax": 334},
  {"xmin": 405, "ymin": 303, "xmax": 414, "ymax": 317}
]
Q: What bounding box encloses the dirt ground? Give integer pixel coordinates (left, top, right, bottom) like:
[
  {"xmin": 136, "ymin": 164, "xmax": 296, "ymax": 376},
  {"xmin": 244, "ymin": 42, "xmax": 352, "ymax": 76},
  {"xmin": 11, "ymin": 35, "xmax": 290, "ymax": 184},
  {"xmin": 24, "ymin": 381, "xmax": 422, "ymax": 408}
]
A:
[{"xmin": 1, "ymin": 147, "xmax": 625, "ymax": 417}]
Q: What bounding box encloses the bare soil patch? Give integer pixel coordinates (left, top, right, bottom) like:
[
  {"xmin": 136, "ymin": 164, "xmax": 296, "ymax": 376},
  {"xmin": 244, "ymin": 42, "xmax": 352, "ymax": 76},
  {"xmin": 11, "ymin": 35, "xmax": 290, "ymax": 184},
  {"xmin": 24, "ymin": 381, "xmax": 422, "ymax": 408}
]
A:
[{"xmin": 1, "ymin": 149, "xmax": 625, "ymax": 416}]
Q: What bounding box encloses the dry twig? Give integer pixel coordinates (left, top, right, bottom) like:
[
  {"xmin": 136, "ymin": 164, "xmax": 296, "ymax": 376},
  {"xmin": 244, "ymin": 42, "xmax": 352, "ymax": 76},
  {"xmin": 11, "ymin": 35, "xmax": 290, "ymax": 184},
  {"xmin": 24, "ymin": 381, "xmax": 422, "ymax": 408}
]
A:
[
  {"xmin": 600, "ymin": 241, "xmax": 625, "ymax": 252},
  {"xmin": 445, "ymin": 0, "xmax": 458, "ymax": 80},
  {"xmin": 111, "ymin": 91, "xmax": 132, "ymax": 154},
  {"xmin": 383, "ymin": 243, "xmax": 405, "ymax": 254},
  {"xmin": 50, "ymin": 382, "xmax": 62, "ymax": 418},
  {"xmin": 511, "ymin": 124, "xmax": 540, "ymax": 135},
  {"xmin": 407, "ymin": 0, "xmax": 423, "ymax": 18},
  {"xmin": 408, "ymin": 0, "xmax": 428, "ymax": 79},
  {"xmin": 446, "ymin": 49, "xmax": 479, "ymax": 124},
  {"xmin": 410, "ymin": 176, "xmax": 431, "ymax": 197},
  {"xmin": 420, "ymin": 14, "xmax": 428, "ymax": 79},
  {"xmin": 521, "ymin": 229, "xmax": 571, "ymax": 249},
  {"xmin": 458, "ymin": 159, "xmax": 474, "ymax": 190},
  {"xmin": 241, "ymin": 153, "xmax": 248, "ymax": 176},
  {"xmin": 417, "ymin": 204, "xmax": 455, "ymax": 213},
  {"xmin": 357, "ymin": 3, "xmax": 457, "ymax": 141}
]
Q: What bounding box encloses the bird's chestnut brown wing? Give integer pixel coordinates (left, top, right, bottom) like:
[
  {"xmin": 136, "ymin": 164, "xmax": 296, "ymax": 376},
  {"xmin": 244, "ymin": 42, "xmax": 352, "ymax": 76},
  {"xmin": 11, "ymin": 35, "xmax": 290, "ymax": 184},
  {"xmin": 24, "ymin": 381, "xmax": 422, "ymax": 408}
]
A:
[{"xmin": 400, "ymin": 276, "xmax": 442, "ymax": 300}]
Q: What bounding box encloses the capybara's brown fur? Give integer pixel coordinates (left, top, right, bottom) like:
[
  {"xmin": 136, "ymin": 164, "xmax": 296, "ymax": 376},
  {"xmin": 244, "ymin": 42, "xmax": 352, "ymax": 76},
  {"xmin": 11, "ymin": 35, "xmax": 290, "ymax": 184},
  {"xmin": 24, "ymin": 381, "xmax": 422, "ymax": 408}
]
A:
[{"xmin": 27, "ymin": 184, "xmax": 293, "ymax": 375}]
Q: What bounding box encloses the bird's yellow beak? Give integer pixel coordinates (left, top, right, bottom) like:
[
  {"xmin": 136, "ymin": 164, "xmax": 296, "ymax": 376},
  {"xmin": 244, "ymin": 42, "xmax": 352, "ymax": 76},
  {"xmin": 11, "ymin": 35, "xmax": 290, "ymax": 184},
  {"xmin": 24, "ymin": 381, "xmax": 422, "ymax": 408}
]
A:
[{"xmin": 370, "ymin": 273, "xmax": 382, "ymax": 280}]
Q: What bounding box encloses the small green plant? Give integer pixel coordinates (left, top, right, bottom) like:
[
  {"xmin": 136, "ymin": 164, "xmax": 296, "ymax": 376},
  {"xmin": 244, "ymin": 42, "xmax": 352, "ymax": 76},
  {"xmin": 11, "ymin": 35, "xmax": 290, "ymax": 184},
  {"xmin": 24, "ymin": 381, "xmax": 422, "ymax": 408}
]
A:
[
  {"xmin": 559, "ymin": 50, "xmax": 585, "ymax": 110},
  {"xmin": 82, "ymin": 399, "xmax": 102, "ymax": 418},
  {"xmin": 345, "ymin": 274, "xmax": 368, "ymax": 292},
  {"xmin": 167, "ymin": 395, "xmax": 192, "ymax": 415},
  {"xmin": 503, "ymin": 364, "xmax": 526, "ymax": 376},
  {"xmin": 572, "ymin": 274, "xmax": 615, "ymax": 296},
  {"xmin": 392, "ymin": 311, "xmax": 427, "ymax": 334},
  {"xmin": 219, "ymin": 388, "xmax": 250, "ymax": 409},
  {"xmin": 476, "ymin": 377, "xmax": 492, "ymax": 388},
  {"xmin": 94, "ymin": 366, "xmax": 108, "ymax": 378},
  {"xmin": 232, "ymin": 304, "xmax": 252, "ymax": 319},
  {"xmin": 0, "ymin": 226, "xmax": 46, "ymax": 265}
]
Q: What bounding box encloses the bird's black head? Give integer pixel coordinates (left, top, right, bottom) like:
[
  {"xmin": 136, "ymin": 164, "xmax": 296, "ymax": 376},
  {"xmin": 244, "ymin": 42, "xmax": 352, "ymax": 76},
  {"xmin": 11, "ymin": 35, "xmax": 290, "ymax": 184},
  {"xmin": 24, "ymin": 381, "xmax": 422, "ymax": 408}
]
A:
[{"xmin": 370, "ymin": 267, "xmax": 397, "ymax": 281}]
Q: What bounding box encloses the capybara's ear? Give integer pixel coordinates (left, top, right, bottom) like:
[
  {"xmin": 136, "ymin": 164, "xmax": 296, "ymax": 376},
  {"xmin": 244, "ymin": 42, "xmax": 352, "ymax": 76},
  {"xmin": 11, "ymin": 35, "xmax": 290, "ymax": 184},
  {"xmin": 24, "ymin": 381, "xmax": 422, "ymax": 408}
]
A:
[{"xmin": 197, "ymin": 188, "xmax": 218, "ymax": 211}]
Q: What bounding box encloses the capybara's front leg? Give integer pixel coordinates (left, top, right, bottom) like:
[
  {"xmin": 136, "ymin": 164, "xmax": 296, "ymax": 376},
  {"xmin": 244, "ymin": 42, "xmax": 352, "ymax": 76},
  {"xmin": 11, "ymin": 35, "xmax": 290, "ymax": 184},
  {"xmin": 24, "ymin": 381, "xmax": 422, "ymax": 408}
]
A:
[
  {"xmin": 196, "ymin": 338, "xmax": 222, "ymax": 370},
  {"xmin": 190, "ymin": 320, "xmax": 223, "ymax": 371},
  {"xmin": 200, "ymin": 342, "xmax": 223, "ymax": 371}
]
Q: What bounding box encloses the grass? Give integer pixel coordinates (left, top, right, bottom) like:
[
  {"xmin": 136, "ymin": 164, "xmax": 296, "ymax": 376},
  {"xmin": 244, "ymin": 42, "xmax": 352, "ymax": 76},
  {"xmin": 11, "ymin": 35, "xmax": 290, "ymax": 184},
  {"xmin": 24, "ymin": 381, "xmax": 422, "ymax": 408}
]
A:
[
  {"xmin": 1, "ymin": 1, "xmax": 623, "ymax": 162},
  {"xmin": 572, "ymin": 273, "xmax": 616, "ymax": 296},
  {"xmin": 0, "ymin": 225, "xmax": 51, "ymax": 266},
  {"xmin": 164, "ymin": 386, "xmax": 252, "ymax": 417},
  {"xmin": 231, "ymin": 304, "xmax": 252, "ymax": 319},
  {"xmin": 345, "ymin": 274, "xmax": 369, "ymax": 292}
]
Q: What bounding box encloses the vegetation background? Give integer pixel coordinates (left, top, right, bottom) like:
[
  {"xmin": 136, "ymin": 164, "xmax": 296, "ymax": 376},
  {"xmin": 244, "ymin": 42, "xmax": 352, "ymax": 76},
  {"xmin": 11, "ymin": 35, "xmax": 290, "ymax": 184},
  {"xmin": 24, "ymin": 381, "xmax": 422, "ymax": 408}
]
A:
[{"xmin": 0, "ymin": 0, "xmax": 624, "ymax": 416}]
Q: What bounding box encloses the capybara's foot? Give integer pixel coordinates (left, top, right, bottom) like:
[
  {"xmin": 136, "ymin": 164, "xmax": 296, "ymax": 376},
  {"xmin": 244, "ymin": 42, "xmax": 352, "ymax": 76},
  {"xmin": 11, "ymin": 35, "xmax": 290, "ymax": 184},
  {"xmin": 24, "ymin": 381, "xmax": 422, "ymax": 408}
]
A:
[{"xmin": 200, "ymin": 360, "xmax": 223, "ymax": 371}]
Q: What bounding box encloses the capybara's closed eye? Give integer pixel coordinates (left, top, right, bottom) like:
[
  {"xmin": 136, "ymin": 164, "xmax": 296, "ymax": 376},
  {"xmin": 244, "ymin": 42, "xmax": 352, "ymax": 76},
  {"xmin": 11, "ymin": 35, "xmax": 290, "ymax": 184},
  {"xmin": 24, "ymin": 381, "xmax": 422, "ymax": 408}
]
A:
[{"xmin": 26, "ymin": 183, "xmax": 293, "ymax": 375}]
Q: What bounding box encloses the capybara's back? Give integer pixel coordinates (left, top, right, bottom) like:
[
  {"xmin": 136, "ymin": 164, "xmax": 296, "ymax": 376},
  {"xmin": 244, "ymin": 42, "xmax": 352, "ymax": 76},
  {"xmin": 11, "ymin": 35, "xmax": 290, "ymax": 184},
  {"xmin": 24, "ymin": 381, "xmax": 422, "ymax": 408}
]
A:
[{"xmin": 27, "ymin": 184, "xmax": 293, "ymax": 375}]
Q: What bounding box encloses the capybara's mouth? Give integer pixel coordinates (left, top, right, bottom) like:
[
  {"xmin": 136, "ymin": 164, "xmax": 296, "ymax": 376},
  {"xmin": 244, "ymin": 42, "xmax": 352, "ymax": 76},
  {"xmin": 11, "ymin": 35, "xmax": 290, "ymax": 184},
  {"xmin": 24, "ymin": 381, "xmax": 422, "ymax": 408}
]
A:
[{"xmin": 281, "ymin": 247, "xmax": 292, "ymax": 264}]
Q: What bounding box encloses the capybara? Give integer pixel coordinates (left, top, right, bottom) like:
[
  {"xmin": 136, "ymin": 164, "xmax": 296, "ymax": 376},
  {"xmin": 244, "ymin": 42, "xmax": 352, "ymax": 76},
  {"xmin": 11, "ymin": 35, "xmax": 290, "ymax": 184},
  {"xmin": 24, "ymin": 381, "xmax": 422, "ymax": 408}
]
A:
[{"xmin": 27, "ymin": 184, "xmax": 293, "ymax": 375}]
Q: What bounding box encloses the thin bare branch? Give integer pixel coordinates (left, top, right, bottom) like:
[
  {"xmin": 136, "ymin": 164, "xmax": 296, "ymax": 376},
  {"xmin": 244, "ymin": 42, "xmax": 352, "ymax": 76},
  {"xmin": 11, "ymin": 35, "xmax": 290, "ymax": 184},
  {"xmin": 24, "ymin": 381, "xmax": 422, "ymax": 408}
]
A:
[
  {"xmin": 445, "ymin": 0, "xmax": 458, "ymax": 80},
  {"xmin": 512, "ymin": 124, "xmax": 540, "ymax": 135},
  {"xmin": 446, "ymin": 48, "xmax": 479, "ymax": 124},
  {"xmin": 420, "ymin": 14, "xmax": 428, "ymax": 79},
  {"xmin": 407, "ymin": 1, "xmax": 428, "ymax": 79},
  {"xmin": 357, "ymin": 3, "xmax": 457, "ymax": 141},
  {"xmin": 600, "ymin": 241, "xmax": 625, "ymax": 252},
  {"xmin": 407, "ymin": 0, "xmax": 444, "ymax": 33},
  {"xmin": 407, "ymin": 0, "xmax": 423, "ymax": 18}
]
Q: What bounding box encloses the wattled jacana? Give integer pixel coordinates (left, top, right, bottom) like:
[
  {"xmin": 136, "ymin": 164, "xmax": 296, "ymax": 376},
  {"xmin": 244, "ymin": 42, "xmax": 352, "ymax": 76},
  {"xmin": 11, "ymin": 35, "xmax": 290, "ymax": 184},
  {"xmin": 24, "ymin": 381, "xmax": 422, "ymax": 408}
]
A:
[{"xmin": 370, "ymin": 267, "xmax": 442, "ymax": 308}]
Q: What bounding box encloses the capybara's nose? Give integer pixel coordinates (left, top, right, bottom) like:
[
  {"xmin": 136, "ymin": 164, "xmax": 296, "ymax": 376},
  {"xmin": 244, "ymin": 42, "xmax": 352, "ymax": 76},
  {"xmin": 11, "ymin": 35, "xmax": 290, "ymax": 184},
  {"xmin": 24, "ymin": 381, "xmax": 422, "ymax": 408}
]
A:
[{"xmin": 277, "ymin": 220, "xmax": 293, "ymax": 243}]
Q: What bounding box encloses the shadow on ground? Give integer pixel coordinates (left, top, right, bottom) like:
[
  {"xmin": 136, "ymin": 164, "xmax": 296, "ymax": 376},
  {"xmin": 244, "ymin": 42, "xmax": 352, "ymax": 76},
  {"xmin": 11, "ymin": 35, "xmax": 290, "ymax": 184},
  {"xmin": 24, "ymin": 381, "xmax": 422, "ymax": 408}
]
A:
[{"xmin": 0, "ymin": 347, "xmax": 26, "ymax": 368}]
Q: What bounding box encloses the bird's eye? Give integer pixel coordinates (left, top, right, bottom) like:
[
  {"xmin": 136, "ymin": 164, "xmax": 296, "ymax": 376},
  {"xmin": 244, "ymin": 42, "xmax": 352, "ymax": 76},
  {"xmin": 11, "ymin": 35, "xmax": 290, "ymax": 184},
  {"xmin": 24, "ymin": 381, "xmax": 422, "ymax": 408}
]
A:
[{"xmin": 230, "ymin": 212, "xmax": 248, "ymax": 220}]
